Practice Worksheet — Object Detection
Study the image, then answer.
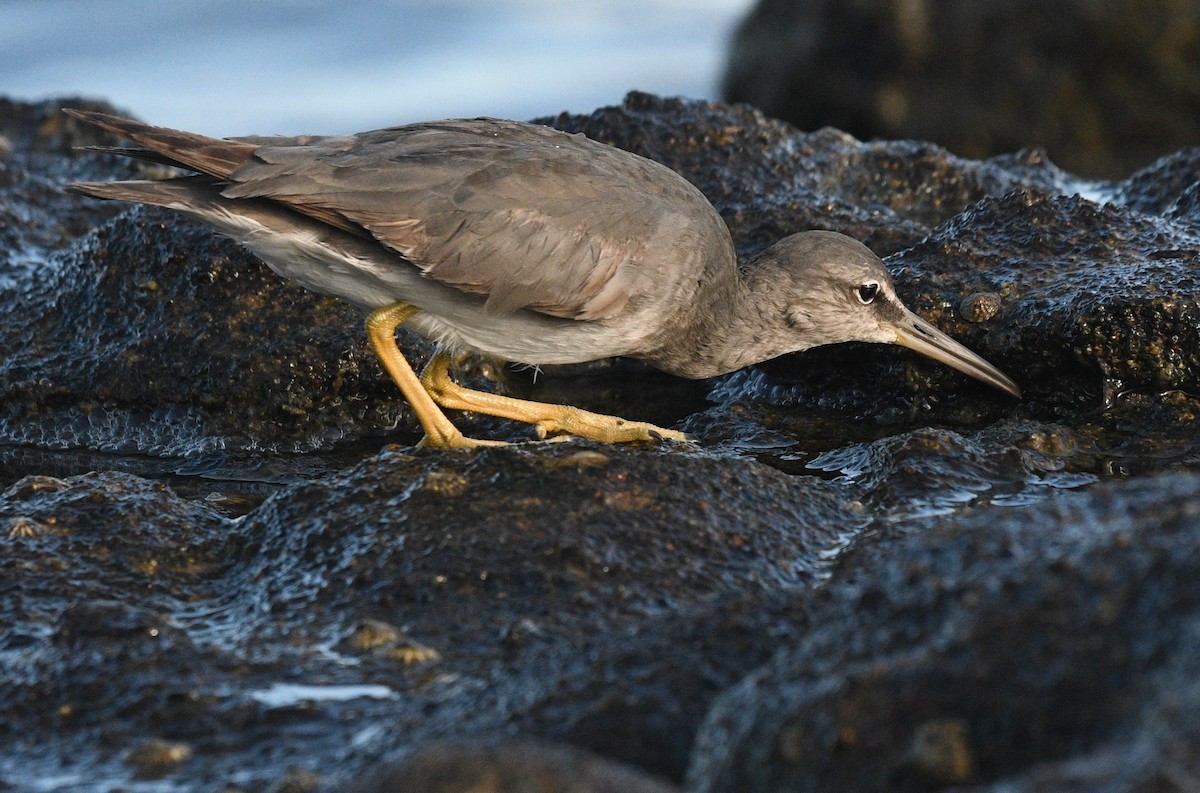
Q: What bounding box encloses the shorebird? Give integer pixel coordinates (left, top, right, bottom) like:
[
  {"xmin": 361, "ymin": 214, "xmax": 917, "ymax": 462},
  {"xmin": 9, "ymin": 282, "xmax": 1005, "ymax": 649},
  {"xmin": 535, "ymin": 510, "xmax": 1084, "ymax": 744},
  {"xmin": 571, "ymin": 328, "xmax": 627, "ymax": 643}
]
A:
[{"xmin": 66, "ymin": 109, "xmax": 1019, "ymax": 448}]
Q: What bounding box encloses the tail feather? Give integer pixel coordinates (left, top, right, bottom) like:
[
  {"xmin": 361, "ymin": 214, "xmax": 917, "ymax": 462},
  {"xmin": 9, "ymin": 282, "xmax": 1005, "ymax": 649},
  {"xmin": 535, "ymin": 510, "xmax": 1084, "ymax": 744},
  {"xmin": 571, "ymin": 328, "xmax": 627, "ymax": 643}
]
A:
[
  {"xmin": 65, "ymin": 109, "xmax": 370, "ymax": 239},
  {"xmin": 68, "ymin": 176, "xmax": 225, "ymax": 210},
  {"xmin": 77, "ymin": 144, "xmax": 188, "ymax": 170},
  {"xmin": 63, "ymin": 109, "xmax": 256, "ymax": 179}
]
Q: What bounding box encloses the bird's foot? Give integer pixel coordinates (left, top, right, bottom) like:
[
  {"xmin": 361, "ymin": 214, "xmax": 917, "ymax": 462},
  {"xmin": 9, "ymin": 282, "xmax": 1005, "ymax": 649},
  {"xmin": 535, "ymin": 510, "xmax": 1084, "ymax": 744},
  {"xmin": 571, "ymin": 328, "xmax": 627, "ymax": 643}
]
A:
[
  {"xmin": 533, "ymin": 409, "xmax": 691, "ymax": 445},
  {"xmin": 416, "ymin": 352, "xmax": 692, "ymax": 447}
]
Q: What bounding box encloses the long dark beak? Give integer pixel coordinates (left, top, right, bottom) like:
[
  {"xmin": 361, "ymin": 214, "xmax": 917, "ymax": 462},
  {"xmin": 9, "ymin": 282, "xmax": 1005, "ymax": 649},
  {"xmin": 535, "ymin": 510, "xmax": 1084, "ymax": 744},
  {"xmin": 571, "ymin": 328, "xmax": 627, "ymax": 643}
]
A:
[{"xmin": 888, "ymin": 309, "xmax": 1021, "ymax": 398}]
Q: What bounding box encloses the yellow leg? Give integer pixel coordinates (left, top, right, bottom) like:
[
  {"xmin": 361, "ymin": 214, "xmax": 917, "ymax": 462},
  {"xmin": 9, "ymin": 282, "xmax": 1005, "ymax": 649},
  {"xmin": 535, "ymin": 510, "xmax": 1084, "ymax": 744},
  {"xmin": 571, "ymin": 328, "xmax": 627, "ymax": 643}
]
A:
[
  {"xmin": 365, "ymin": 303, "xmax": 505, "ymax": 449},
  {"xmin": 419, "ymin": 353, "xmax": 691, "ymax": 444}
]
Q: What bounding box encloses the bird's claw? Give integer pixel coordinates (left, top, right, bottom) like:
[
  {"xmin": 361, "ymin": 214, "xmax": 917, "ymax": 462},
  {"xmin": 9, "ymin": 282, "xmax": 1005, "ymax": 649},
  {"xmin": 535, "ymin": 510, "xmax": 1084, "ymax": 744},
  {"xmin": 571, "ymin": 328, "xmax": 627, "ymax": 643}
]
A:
[{"xmin": 648, "ymin": 427, "xmax": 695, "ymax": 444}]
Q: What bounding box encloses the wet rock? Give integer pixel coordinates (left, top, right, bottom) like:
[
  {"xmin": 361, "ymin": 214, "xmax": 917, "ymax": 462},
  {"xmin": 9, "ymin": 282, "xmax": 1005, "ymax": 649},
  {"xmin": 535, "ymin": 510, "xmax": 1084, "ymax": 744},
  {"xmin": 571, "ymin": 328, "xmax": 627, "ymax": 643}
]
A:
[
  {"xmin": 0, "ymin": 205, "xmax": 419, "ymax": 453},
  {"xmin": 340, "ymin": 619, "xmax": 442, "ymax": 666},
  {"xmin": 545, "ymin": 94, "xmax": 1200, "ymax": 425},
  {"xmin": 271, "ymin": 768, "xmax": 325, "ymax": 793},
  {"xmin": 903, "ymin": 719, "xmax": 973, "ymax": 787},
  {"xmin": 0, "ymin": 443, "xmax": 857, "ymax": 790},
  {"xmin": 0, "ymin": 96, "xmax": 139, "ymax": 276},
  {"xmin": 8, "ymin": 91, "xmax": 1200, "ymax": 453},
  {"xmin": 501, "ymin": 412, "xmax": 1200, "ymax": 782},
  {"xmin": 125, "ymin": 737, "xmax": 194, "ymax": 779},
  {"xmin": 0, "ymin": 476, "xmax": 295, "ymax": 786},
  {"xmin": 1, "ymin": 470, "xmax": 235, "ymax": 600},
  {"xmin": 544, "ymin": 93, "xmax": 1071, "ymax": 258},
  {"xmin": 225, "ymin": 444, "xmax": 853, "ymax": 649},
  {"xmin": 511, "ymin": 586, "xmax": 809, "ymax": 781},
  {"xmin": 882, "ymin": 190, "xmax": 1200, "ymax": 409},
  {"xmin": 724, "ymin": 0, "xmax": 1200, "ymax": 178},
  {"xmin": 1111, "ymin": 148, "xmax": 1200, "ymax": 217},
  {"xmin": 687, "ymin": 469, "xmax": 1200, "ymax": 793},
  {"xmin": 505, "ymin": 418, "xmax": 1095, "ymax": 780},
  {"xmin": 0, "ymin": 471, "xmax": 244, "ymax": 787},
  {"xmin": 352, "ymin": 740, "xmax": 679, "ymax": 793},
  {"xmin": 4, "ymin": 89, "xmax": 1200, "ymax": 793}
]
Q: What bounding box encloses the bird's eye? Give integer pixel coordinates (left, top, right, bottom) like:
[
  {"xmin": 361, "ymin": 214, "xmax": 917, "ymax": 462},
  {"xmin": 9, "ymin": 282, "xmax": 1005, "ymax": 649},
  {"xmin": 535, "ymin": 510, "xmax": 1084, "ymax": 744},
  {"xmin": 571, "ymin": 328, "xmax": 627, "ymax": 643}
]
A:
[{"xmin": 856, "ymin": 282, "xmax": 879, "ymax": 304}]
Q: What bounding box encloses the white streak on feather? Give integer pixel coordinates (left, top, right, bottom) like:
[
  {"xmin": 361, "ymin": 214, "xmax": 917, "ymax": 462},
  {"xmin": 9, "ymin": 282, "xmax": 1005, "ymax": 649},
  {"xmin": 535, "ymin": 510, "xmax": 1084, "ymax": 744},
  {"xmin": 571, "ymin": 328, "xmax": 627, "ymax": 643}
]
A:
[{"xmin": 194, "ymin": 205, "xmax": 663, "ymax": 366}]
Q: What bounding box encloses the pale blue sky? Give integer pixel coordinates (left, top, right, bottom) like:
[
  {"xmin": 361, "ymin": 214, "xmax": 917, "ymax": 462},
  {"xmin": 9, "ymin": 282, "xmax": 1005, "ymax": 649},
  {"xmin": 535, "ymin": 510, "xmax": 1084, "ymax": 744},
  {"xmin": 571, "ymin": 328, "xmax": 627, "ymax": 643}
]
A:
[{"xmin": 2, "ymin": 0, "xmax": 752, "ymax": 135}]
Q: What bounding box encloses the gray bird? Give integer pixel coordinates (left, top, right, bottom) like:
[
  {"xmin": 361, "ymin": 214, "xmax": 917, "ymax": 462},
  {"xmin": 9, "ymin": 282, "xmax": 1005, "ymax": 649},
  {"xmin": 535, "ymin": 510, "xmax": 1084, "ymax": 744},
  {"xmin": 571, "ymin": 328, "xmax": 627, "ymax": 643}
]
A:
[{"xmin": 65, "ymin": 109, "xmax": 1019, "ymax": 448}]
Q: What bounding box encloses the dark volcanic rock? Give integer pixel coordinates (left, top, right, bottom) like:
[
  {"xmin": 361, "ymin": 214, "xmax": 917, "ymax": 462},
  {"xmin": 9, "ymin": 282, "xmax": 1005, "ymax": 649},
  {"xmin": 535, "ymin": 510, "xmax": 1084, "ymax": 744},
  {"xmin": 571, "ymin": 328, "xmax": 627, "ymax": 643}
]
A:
[
  {"xmin": 547, "ymin": 94, "xmax": 1200, "ymax": 423},
  {"xmin": 0, "ymin": 472, "xmax": 244, "ymax": 784},
  {"xmin": 506, "ymin": 420, "xmax": 1072, "ymax": 781},
  {"xmin": 723, "ymin": 0, "xmax": 1200, "ymax": 178},
  {"xmin": 7, "ymin": 92, "xmax": 1200, "ymax": 452},
  {"xmin": 351, "ymin": 741, "xmax": 680, "ymax": 793},
  {"xmin": 1111, "ymin": 147, "xmax": 1200, "ymax": 217},
  {"xmin": 890, "ymin": 190, "xmax": 1200, "ymax": 407},
  {"xmin": 226, "ymin": 444, "xmax": 852, "ymax": 644},
  {"xmin": 5, "ymin": 90, "xmax": 1200, "ymax": 793},
  {"xmin": 0, "ymin": 206, "xmax": 417, "ymax": 453},
  {"xmin": 0, "ymin": 445, "xmax": 856, "ymax": 790},
  {"xmin": 543, "ymin": 93, "xmax": 1069, "ymax": 259},
  {"xmin": 688, "ymin": 469, "xmax": 1200, "ymax": 793},
  {"xmin": 0, "ymin": 97, "xmax": 139, "ymax": 279},
  {"xmin": 511, "ymin": 584, "xmax": 809, "ymax": 781}
]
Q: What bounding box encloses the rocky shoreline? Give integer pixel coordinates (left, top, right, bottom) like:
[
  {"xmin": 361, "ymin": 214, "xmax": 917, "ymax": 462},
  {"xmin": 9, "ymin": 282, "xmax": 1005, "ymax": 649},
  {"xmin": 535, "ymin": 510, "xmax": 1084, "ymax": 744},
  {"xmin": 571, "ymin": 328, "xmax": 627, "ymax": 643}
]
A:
[{"xmin": 2, "ymin": 92, "xmax": 1198, "ymax": 792}]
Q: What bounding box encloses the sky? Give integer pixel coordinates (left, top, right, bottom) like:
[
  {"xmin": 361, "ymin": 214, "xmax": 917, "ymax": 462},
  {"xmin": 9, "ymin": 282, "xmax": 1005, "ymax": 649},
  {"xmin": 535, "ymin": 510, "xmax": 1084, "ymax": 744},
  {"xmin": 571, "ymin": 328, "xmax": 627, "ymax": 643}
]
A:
[{"xmin": 2, "ymin": 0, "xmax": 753, "ymax": 135}]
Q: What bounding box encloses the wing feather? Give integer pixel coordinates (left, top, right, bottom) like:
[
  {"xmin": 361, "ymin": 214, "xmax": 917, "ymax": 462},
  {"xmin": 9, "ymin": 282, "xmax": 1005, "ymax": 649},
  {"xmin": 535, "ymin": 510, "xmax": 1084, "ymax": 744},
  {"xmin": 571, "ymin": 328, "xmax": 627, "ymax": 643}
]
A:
[{"xmin": 218, "ymin": 119, "xmax": 713, "ymax": 320}]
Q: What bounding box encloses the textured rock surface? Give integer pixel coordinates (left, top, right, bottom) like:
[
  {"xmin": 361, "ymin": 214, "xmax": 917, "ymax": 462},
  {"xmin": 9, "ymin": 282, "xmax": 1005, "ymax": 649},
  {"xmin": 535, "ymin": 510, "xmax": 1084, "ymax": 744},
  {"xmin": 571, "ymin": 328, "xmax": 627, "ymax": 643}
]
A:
[
  {"xmin": 2, "ymin": 93, "xmax": 1200, "ymax": 792},
  {"xmin": 2, "ymin": 206, "xmax": 414, "ymax": 453},
  {"xmin": 688, "ymin": 470, "xmax": 1200, "ymax": 793},
  {"xmin": 350, "ymin": 741, "xmax": 680, "ymax": 793},
  {"xmin": 0, "ymin": 96, "xmax": 137, "ymax": 276},
  {"xmin": 723, "ymin": 0, "xmax": 1200, "ymax": 178},
  {"xmin": 1, "ymin": 446, "xmax": 855, "ymax": 790}
]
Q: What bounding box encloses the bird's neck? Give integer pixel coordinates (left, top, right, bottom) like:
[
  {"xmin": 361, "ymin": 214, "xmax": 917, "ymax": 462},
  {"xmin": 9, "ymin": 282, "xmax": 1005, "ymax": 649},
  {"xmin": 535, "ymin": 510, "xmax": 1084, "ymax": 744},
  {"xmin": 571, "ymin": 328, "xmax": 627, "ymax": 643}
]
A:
[{"xmin": 647, "ymin": 264, "xmax": 789, "ymax": 379}]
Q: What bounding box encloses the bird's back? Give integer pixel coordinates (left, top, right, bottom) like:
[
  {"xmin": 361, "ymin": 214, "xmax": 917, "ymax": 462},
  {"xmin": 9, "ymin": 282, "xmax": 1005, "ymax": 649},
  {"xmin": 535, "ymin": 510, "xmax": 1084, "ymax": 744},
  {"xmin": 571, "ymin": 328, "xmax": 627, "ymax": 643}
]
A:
[
  {"xmin": 223, "ymin": 118, "xmax": 734, "ymax": 322},
  {"xmin": 70, "ymin": 113, "xmax": 736, "ymax": 336}
]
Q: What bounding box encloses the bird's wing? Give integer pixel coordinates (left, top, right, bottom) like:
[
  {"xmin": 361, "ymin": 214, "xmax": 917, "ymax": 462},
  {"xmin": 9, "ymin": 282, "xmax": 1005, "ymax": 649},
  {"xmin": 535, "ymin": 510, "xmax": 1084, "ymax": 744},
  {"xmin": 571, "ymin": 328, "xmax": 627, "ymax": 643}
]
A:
[{"xmin": 219, "ymin": 120, "xmax": 711, "ymax": 320}]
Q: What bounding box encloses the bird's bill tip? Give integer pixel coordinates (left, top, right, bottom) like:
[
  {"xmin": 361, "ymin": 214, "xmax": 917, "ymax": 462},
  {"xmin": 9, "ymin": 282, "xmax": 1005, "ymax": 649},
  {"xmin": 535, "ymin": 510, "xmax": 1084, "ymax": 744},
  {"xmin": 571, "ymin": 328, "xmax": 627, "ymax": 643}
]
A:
[{"xmin": 890, "ymin": 310, "xmax": 1021, "ymax": 398}]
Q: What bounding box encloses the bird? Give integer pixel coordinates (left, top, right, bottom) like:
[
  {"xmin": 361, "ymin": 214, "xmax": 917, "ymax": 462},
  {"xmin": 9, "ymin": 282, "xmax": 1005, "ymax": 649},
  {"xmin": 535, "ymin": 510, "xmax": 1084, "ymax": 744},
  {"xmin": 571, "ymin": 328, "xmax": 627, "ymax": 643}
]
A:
[{"xmin": 64, "ymin": 109, "xmax": 1020, "ymax": 449}]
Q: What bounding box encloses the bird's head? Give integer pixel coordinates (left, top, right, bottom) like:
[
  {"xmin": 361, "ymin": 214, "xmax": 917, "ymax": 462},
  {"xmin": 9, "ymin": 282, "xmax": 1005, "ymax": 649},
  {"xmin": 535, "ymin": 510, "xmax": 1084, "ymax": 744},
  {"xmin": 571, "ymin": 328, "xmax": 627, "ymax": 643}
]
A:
[{"xmin": 754, "ymin": 230, "xmax": 1020, "ymax": 397}]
